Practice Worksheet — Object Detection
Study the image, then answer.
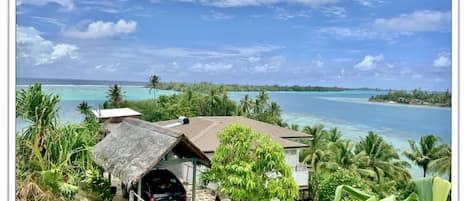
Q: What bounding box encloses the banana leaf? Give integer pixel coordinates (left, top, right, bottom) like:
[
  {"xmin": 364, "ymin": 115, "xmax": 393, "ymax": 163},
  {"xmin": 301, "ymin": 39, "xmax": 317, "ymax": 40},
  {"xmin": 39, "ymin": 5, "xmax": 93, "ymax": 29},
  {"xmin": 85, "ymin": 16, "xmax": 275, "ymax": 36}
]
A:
[
  {"xmin": 413, "ymin": 177, "xmax": 434, "ymax": 201},
  {"xmin": 432, "ymin": 177, "xmax": 451, "ymax": 201}
]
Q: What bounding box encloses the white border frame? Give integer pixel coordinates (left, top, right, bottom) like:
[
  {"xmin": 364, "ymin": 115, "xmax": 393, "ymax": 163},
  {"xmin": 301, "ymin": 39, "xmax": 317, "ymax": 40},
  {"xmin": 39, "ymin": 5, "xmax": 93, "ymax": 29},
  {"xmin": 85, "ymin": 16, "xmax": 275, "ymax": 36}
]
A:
[
  {"xmin": 8, "ymin": 0, "xmax": 16, "ymax": 200},
  {"xmin": 5, "ymin": 0, "xmax": 465, "ymax": 200}
]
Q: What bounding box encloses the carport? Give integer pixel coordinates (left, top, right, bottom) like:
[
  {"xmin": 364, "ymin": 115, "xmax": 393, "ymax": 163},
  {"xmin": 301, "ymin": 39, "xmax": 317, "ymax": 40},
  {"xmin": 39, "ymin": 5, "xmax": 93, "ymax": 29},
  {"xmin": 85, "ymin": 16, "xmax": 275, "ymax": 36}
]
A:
[{"xmin": 91, "ymin": 117, "xmax": 211, "ymax": 201}]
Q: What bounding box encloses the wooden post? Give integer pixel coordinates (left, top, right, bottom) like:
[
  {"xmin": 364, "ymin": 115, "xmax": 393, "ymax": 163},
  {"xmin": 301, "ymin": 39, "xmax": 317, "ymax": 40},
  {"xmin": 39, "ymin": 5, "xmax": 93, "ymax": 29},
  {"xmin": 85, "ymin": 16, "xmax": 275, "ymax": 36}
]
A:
[
  {"xmin": 138, "ymin": 180, "xmax": 142, "ymax": 198},
  {"xmin": 192, "ymin": 161, "xmax": 197, "ymax": 201}
]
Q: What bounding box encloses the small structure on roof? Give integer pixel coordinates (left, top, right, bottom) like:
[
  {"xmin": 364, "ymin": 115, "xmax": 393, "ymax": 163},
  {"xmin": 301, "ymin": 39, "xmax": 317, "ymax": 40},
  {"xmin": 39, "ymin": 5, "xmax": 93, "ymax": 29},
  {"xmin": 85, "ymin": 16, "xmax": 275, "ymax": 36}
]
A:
[
  {"xmin": 91, "ymin": 117, "xmax": 210, "ymax": 200},
  {"xmin": 91, "ymin": 108, "xmax": 141, "ymax": 123}
]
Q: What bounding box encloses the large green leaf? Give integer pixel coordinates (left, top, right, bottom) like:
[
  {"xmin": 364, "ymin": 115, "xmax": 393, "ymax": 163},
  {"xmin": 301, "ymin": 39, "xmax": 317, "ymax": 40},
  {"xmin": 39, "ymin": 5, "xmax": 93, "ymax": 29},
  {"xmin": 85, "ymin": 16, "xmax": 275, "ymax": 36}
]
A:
[
  {"xmin": 432, "ymin": 177, "xmax": 451, "ymax": 201},
  {"xmin": 414, "ymin": 177, "xmax": 434, "ymax": 201}
]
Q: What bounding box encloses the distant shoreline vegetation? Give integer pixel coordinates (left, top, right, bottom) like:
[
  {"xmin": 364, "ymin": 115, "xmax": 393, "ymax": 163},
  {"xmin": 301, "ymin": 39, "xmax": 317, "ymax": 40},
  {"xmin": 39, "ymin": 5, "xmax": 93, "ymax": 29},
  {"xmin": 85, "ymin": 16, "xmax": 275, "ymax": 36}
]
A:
[
  {"xmin": 18, "ymin": 77, "xmax": 382, "ymax": 92},
  {"xmin": 369, "ymin": 89, "xmax": 451, "ymax": 107}
]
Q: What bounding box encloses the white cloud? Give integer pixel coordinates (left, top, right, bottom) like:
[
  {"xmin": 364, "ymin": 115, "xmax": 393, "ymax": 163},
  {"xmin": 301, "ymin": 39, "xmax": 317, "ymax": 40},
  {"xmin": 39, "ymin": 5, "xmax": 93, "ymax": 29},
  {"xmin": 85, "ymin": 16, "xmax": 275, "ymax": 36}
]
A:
[
  {"xmin": 353, "ymin": 54, "xmax": 383, "ymax": 71},
  {"xmin": 64, "ymin": 19, "xmax": 137, "ymax": 39},
  {"xmin": 272, "ymin": 7, "xmax": 312, "ymax": 20},
  {"xmin": 175, "ymin": 0, "xmax": 339, "ymax": 8},
  {"xmin": 201, "ymin": 11, "xmax": 234, "ymax": 21},
  {"xmin": 191, "ymin": 62, "xmax": 233, "ymax": 72},
  {"xmin": 17, "ymin": 26, "xmax": 78, "ymax": 65},
  {"xmin": 248, "ymin": 56, "xmax": 261, "ymax": 62},
  {"xmin": 320, "ymin": 6, "xmax": 346, "ymax": 18},
  {"xmin": 251, "ymin": 55, "xmax": 285, "ymax": 73},
  {"xmin": 433, "ymin": 52, "xmax": 451, "ymax": 67},
  {"xmin": 31, "ymin": 16, "xmax": 66, "ymax": 27},
  {"xmin": 17, "ymin": 0, "xmax": 74, "ymax": 10},
  {"xmin": 320, "ymin": 10, "xmax": 450, "ymax": 41},
  {"xmin": 373, "ymin": 10, "xmax": 451, "ymax": 32},
  {"xmin": 95, "ymin": 63, "xmax": 119, "ymax": 72},
  {"xmin": 311, "ymin": 57, "xmax": 324, "ymax": 67},
  {"xmin": 319, "ymin": 26, "xmax": 400, "ymax": 40},
  {"xmin": 354, "ymin": 0, "xmax": 384, "ymax": 7},
  {"xmin": 141, "ymin": 45, "xmax": 280, "ymax": 59}
]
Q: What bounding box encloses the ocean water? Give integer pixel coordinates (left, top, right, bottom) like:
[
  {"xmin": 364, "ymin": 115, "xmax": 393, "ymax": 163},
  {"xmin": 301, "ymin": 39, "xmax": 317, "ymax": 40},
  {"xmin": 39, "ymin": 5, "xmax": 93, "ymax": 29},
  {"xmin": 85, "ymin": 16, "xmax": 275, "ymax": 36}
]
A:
[{"xmin": 15, "ymin": 83, "xmax": 451, "ymax": 178}]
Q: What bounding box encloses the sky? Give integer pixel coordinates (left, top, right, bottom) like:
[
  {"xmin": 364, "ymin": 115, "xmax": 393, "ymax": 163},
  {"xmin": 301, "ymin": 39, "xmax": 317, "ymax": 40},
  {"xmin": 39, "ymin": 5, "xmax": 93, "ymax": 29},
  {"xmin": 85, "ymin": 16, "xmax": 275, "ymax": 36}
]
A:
[{"xmin": 16, "ymin": 0, "xmax": 452, "ymax": 90}]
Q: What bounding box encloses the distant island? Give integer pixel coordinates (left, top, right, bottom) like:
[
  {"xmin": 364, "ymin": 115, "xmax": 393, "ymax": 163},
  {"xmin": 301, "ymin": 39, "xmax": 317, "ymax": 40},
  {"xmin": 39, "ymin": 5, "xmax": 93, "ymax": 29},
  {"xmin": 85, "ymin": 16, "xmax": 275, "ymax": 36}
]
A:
[
  {"xmin": 157, "ymin": 82, "xmax": 354, "ymax": 92},
  {"xmin": 18, "ymin": 77, "xmax": 384, "ymax": 92},
  {"xmin": 369, "ymin": 89, "xmax": 451, "ymax": 107}
]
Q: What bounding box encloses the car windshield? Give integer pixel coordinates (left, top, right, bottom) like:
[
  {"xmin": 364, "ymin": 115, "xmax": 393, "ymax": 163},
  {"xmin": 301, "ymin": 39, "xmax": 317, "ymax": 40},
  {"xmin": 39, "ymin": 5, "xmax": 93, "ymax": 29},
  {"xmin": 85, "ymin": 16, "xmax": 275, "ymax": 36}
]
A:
[{"xmin": 142, "ymin": 171, "xmax": 184, "ymax": 194}]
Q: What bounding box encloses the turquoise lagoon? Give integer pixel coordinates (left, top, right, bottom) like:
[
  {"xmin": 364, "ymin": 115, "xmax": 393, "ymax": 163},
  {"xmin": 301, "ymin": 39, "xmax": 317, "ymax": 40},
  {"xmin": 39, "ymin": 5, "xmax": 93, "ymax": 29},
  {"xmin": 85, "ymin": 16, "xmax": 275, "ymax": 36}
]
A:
[{"xmin": 16, "ymin": 85, "xmax": 451, "ymax": 178}]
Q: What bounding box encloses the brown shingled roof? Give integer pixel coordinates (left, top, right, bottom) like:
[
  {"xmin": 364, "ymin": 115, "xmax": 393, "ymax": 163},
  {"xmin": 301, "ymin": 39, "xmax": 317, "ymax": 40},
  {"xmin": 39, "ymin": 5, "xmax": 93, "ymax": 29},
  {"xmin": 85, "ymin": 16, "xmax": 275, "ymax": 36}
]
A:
[{"xmin": 156, "ymin": 116, "xmax": 309, "ymax": 153}]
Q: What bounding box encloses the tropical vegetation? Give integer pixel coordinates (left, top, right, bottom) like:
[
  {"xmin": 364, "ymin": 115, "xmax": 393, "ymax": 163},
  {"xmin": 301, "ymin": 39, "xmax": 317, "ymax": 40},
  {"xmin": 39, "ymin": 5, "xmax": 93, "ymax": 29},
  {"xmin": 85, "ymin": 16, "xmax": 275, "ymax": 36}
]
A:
[
  {"xmin": 296, "ymin": 124, "xmax": 451, "ymax": 200},
  {"xmin": 200, "ymin": 124, "xmax": 298, "ymax": 201},
  {"xmin": 155, "ymin": 81, "xmax": 353, "ymax": 93},
  {"xmin": 16, "ymin": 84, "xmax": 111, "ymax": 201},
  {"xmin": 122, "ymin": 85, "xmax": 285, "ymax": 126},
  {"xmin": 333, "ymin": 176, "xmax": 451, "ymax": 201},
  {"xmin": 147, "ymin": 74, "xmax": 161, "ymax": 99},
  {"xmin": 369, "ymin": 89, "xmax": 451, "ymax": 107}
]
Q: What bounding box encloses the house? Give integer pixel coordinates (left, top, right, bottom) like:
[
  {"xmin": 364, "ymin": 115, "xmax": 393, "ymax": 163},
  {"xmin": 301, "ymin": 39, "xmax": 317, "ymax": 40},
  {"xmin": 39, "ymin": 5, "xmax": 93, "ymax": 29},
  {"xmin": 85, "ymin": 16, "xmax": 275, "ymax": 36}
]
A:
[{"xmin": 155, "ymin": 116, "xmax": 311, "ymax": 193}]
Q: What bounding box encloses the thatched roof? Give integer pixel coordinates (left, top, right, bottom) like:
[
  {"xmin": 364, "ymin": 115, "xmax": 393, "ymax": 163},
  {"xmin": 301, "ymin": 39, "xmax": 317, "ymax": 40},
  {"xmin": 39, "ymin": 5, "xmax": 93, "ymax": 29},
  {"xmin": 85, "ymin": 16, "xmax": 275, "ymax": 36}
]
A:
[{"xmin": 91, "ymin": 118, "xmax": 210, "ymax": 184}]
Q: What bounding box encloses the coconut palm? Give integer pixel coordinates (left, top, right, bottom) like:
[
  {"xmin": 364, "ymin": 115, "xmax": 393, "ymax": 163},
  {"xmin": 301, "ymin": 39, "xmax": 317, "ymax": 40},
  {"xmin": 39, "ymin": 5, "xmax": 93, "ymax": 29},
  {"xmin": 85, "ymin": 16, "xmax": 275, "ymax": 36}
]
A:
[
  {"xmin": 301, "ymin": 125, "xmax": 328, "ymax": 172},
  {"xmin": 326, "ymin": 127, "xmax": 342, "ymax": 143},
  {"xmin": 428, "ymin": 144, "xmax": 451, "ymax": 179},
  {"xmin": 148, "ymin": 75, "xmax": 160, "ymax": 99},
  {"xmin": 205, "ymin": 88, "xmax": 221, "ymax": 115},
  {"xmin": 239, "ymin": 95, "xmax": 253, "ymax": 116},
  {"xmin": 355, "ymin": 132, "xmax": 411, "ymax": 183},
  {"xmin": 77, "ymin": 101, "xmax": 91, "ymax": 115},
  {"xmin": 268, "ymin": 102, "xmax": 281, "ymax": 117},
  {"xmin": 254, "ymin": 90, "xmax": 269, "ymax": 114},
  {"xmin": 106, "ymin": 84, "xmax": 124, "ymax": 108},
  {"xmin": 403, "ymin": 135, "xmax": 443, "ymax": 177},
  {"xmin": 331, "ymin": 140, "xmax": 355, "ymax": 169}
]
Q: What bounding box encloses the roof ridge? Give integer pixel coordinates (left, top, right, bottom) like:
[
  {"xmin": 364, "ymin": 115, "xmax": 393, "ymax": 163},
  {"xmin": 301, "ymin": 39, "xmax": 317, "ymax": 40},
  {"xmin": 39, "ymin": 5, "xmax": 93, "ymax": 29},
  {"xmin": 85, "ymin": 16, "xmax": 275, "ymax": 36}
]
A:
[{"xmin": 191, "ymin": 117, "xmax": 220, "ymax": 142}]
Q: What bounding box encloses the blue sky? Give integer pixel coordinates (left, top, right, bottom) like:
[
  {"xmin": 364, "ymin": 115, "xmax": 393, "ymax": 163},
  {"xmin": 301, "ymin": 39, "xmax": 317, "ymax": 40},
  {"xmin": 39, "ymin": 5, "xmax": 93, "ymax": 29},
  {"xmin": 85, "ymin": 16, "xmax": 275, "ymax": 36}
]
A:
[{"xmin": 16, "ymin": 0, "xmax": 451, "ymax": 90}]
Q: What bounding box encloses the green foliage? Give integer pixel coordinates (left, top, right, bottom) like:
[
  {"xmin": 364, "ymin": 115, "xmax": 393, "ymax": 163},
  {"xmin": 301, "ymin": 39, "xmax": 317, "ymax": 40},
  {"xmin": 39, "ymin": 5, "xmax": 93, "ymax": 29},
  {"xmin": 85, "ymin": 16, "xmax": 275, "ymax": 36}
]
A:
[
  {"xmin": 206, "ymin": 124, "xmax": 298, "ymax": 201},
  {"xmin": 123, "ymin": 87, "xmax": 286, "ymax": 127},
  {"xmin": 369, "ymin": 89, "xmax": 451, "ymax": 107},
  {"xmin": 147, "ymin": 74, "xmax": 161, "ymax": 99},
  {"xmin": 157, "ymin": 81, "xmax": 347, "ymax": 93},
  {"xmin": 85, "ymin": 169, "xmax": 112, "ymax": 201},
  {"xmin": 403, "ymin": 135, "xmax": 450, "ymax": 178},
  {"xmin": 333, "ymin": 176, "xmax": 451, "ymax": 201},
  {"xmin": 313, "ymin": 169, "xmax": 371, "ymax": 201},
  {"xmin": 16, "ymin": 83, "xmax": 107, "ymax": 201},
  {"xmin": 355, "ymin": 132, "xmax": 410, "ymax": 186},
  {"xmin": 105, "ymin": 84, "xmax": 124, "ymax": 108}
]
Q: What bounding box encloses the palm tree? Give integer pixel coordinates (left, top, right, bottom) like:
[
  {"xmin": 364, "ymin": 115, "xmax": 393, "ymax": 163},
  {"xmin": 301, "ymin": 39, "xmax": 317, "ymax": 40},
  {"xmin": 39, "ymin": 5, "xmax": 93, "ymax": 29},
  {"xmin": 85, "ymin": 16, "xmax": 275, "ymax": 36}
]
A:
[
  {"xmin": 326, "ymin": 127, "xmax": 342, "ymax": 142},
  {"xmin": 106, "ymin": 84, "xmax": 124, "ymax": 108},
  {"xmin": 268, "ymin": 102, "xmax": 281, "ymax": 118},
  {"xmin": 331, "ymin": 140, "xmax": 355, "ymax": 169},
  {"xmin": 254, "ymin": 90, "xmax": 269, "ymax": 114},
  {"xmin": 355, "ymin": 132, "xmax": 410, "ymax": 183},
  {"xmin": 205, "ymin": 88, "xmax": 221, "ymax": 116},
  {"xmin": 428, "ymin": 144, "xmax": 451, "ymax": 179},
  {"xmin": 148, "ymin": 75, "xmax": 161, "ymax": 99},
  {"xmin": 403, "ymin": 134, "xmax": 442, "ymax": 177},
  {"xmin": 239, "ymin": 95, "xmax": 252, "ymax": 116},
  {"xmin": 301, "ymin": 125, "xmax": 328, "ymax": 172},
  {"xmin": 76, "ymin": 101, "xmax": 93, "ymax": 122},
  {"xmin": 77, "ymin": 101, "xmax": 91, "ymax": 115}
]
